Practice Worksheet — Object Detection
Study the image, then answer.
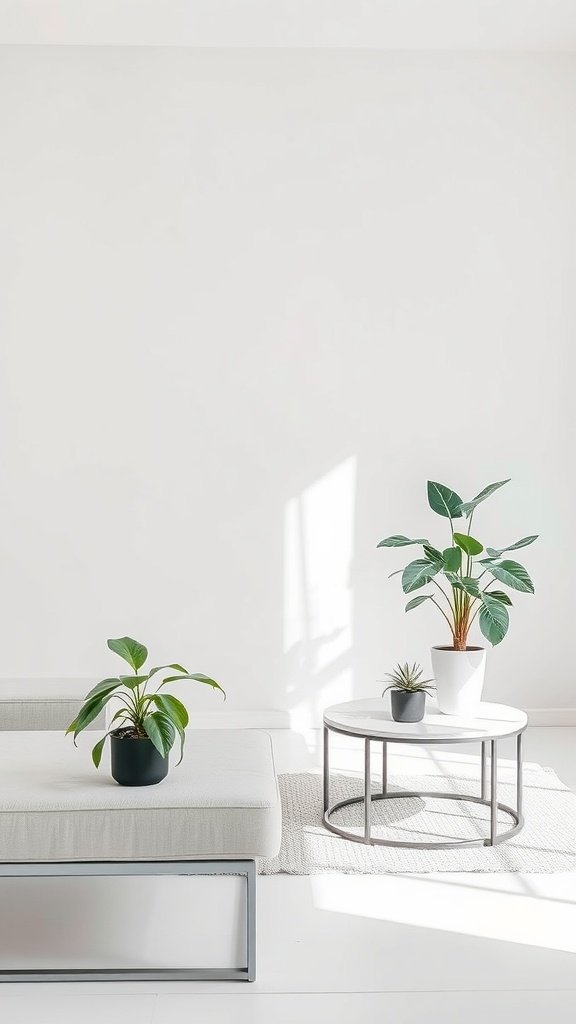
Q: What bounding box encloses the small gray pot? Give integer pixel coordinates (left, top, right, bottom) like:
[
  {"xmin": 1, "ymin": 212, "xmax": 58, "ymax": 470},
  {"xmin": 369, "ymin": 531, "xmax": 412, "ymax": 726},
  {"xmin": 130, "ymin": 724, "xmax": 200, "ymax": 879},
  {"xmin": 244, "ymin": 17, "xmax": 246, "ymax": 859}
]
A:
[{"xmin": 390, "ymin": 689, "xmax": 426, "ymax": 723}]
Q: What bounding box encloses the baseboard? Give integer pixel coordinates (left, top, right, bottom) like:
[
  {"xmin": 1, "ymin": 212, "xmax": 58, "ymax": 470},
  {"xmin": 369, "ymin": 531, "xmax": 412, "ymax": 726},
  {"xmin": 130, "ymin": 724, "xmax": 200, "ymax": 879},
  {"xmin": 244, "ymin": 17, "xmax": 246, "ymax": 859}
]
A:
[{"xmin": 527, "ymin": 708, "xmax": 576, "ymax": 727}]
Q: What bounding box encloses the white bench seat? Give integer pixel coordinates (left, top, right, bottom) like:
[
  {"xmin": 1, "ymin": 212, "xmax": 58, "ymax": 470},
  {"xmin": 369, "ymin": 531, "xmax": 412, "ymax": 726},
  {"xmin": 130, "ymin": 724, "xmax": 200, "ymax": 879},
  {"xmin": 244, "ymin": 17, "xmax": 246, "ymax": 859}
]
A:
[
  {"xmin": 0, "ymin": 728, "xmax": 281, "ymax": 982},
  {"xmin": 0, "ymin": 729, "xmax": 281, "ymax": 862}
]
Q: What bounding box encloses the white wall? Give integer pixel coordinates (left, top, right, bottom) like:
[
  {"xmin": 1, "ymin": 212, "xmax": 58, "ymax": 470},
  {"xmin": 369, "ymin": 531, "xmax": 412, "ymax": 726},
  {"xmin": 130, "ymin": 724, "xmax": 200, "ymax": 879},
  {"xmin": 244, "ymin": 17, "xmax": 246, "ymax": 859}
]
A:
[{"xmin": 0, "ymin": 48, "xmax": 573, "ymax": 719}]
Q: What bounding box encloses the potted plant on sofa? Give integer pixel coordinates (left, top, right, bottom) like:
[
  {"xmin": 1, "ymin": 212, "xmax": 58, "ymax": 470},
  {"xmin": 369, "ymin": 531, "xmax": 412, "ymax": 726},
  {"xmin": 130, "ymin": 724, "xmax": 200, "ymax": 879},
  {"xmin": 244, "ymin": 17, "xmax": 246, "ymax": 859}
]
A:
[
  {"xmin": 381, "ymin": 662, "xmax": 435, "ymax": 723},
  {"xmin": 377, "ymin": 479, "xmax": 537, "ymax": 715},
  {"xmin": 67, "ymin": 636, "xmax": 225, "ymax": 786}
]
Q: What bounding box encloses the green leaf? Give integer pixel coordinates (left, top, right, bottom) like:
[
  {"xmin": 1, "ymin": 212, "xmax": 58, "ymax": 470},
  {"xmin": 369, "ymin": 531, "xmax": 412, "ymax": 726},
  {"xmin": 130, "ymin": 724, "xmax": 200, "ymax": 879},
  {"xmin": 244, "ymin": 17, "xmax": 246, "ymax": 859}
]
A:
[
  {"xmin": 119, "ymin": 674, "xmax": 149, "ymax": 689},
  {"xmin": 427, "ymin": 481, "xmax": 464, "ymax": 519},
  {"xmin": 423, "ymin": 544, "xmax": 443, "ymax": 562},
  {"xmin": 147, "ymin": 663, "xmax": 189, "ymax": 680},
  {"xmin": 91, "ymin": 734, "xmax": 110, "ymax": 769},
  {"xmin": 66, "ymin": 694, "xmax": 111, "ymax": 741},
  {"xmin": 172, "ymin": 720, "xmax": 186, "ymax": 765},
  {"xmin": 479, "ymin": 594, "xmax": 510, "ymax": 645},
  {"xmin": 107, "ymin": 637, "xmax": 148, "ymax": 672},
  {"xmin": 405, "ymin": 594, "xmax": 433, "ymax": 612},
  {"xmin": 382, "ymin": 662, "xmax": 433, "ymax": 691},
  {"xmin": 159, "ymin": 673, "xmax": 226, "ymax": 699},
  {"xmin": 143, "ymin": 711, "xmax": 176, "ymax": 757},
  {"xmin": 457, "ymin": 479, "xmax": 510, "ymax": 517},
  {"xmin": 487, "ymin": 590, "xmax": 513, "ymax": 606},
  {"xmin": 109, "ymin": 708, "xmax": 132, "ymax": 727},
  {"xmin": 486, "ymin": 559, "xmax": 534, "ymax": 594},
  {"xmin": 92, "ymin": 721, "xmax": 128, "ymax": 767},
  {"xmin": 453, "ymin": 533, "xmax": 484, "ymax": 556},
  {"xmin": 146, "ymin": 698, "xmax": 189, "ymax": 765},
  {"xmin": 486, "ymin": 535, "xmax": 538, "ymax": 558},
  {"xmin": 377, "ymin": 535, "xmax": 429, "ymax": 548},
  {"xmin": 445, "ymin": 574, "xmax": 480, "ymax": 597},
  {"xmin": 83, "ymin": 677, "xmax": 122, "ymax": 702},
  {"xmin": 148, "ymin": 693, "xmax": 189, "ymax": 729},
  {"xmin": 442, "ymin": 547, "xmax": 462, "ymax": 572},
  {"xmin": 401, "ymin": 559, "xmax": 443, "ymax": 594}
]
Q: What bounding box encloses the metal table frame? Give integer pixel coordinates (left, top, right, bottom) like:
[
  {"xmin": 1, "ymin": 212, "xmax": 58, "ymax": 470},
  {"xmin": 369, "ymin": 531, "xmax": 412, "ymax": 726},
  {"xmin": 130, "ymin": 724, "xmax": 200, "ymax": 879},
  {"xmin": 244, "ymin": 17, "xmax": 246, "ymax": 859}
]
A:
[
  {"xmin": 323, "ymin": 722, "xmax": 526, "ymax": 849},
  {"xmin": 0, "ymin": 858, "xmax": 256, "ymax": 983}
]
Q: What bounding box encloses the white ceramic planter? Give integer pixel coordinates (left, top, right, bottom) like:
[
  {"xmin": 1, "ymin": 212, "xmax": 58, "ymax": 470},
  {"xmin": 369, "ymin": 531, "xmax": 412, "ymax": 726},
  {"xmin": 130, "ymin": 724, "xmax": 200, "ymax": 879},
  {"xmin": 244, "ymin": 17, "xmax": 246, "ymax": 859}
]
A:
[{"xmin": 431, "ymin": 646, "xmax": 487, "ymax": 716}]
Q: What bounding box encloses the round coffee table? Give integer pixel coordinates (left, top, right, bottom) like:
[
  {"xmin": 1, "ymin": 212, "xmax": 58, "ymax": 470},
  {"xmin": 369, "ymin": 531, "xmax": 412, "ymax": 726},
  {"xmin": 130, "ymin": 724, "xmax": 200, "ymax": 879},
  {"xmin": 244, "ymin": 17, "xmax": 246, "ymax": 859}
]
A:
[{"xmin": 323, "ymin": 699, "xmax": 527, "ymax": 849}]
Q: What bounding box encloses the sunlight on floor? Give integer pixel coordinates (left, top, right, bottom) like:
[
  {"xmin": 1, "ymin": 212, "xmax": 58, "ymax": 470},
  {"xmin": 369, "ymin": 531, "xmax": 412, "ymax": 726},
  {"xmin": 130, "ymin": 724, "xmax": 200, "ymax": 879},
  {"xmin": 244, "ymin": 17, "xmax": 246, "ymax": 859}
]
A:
[{"xmin": 312, "ymin": 872, "xmax": 576, "ymax": 953}]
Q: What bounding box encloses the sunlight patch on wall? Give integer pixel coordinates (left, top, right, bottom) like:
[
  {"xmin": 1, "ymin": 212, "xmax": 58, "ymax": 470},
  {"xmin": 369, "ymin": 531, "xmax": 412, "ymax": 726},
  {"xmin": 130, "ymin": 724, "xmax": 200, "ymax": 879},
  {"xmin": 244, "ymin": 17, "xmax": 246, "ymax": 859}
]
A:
[{"xmin": 284, "ymin": 456, "xmax": 356, "ymax": 729}]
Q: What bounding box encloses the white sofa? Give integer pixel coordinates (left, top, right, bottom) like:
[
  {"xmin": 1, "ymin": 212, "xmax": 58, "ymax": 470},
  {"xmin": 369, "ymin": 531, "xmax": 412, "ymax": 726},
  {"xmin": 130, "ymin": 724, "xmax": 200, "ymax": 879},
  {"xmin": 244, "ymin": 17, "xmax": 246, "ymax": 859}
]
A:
[
  {"xmin": 0, "ymin": 679, "xmax": 104, "ymax": 731},
  {"xmin": 0, "ymin": 728, "xmax": 281, "ymax": 981}
]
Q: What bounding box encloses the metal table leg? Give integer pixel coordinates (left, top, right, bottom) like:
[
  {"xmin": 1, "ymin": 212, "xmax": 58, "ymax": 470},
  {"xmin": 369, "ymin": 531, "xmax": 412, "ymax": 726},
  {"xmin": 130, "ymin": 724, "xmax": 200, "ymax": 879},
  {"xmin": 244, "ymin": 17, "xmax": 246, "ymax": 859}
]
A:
[
  {"xmin": 323, "ymin": 726, "xmax": 330, "ymax": 813},
  {"xmin": 517, "ymin": 732, "xmax": 523, "ymax": 820},
  {"xmin": 480, "ymin": 741, "xmax": 487, "ymax": 800},
  {"xmin": 246, "ymin": 859, "xmax": 256, "ymax": 982},
  {"xmin": 364, "ymin": 738, "xmax": 371, "ymax": 842},
  {"xmin": 490, "ymin": 739, "xmax": 498, "ymax": 845},
  {"xmin": 322, "ymin": 723, "xmax": 524, "ymax": 850}
]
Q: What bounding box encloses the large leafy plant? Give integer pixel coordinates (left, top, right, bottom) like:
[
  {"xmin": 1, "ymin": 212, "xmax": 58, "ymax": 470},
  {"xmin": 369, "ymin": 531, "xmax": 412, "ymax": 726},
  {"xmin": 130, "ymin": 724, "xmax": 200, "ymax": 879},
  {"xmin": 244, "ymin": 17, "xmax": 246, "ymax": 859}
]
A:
[
  {"xmin": 378, "ymin": 479, "xmax": 537, "ymax": 650},
  {"xmin": 66, "ymin": 636, "xmax": 225, "ymax": 768}
]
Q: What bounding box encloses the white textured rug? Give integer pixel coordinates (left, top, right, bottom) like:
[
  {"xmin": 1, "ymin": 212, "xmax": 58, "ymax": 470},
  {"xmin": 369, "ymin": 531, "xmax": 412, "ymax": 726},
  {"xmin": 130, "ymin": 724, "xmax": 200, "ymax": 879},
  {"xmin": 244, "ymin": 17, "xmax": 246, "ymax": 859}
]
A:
[{"xmin": 260, "ymin": 761, "xmax": 576, "ymax": 874}]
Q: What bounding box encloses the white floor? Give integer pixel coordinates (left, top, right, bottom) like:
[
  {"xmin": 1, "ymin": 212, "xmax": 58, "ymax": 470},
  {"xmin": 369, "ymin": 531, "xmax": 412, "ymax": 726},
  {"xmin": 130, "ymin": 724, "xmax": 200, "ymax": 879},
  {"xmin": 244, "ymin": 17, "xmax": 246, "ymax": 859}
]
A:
[{"xmin": 1, "ymin": 727, "xmax": 576, "ymax": 1023}]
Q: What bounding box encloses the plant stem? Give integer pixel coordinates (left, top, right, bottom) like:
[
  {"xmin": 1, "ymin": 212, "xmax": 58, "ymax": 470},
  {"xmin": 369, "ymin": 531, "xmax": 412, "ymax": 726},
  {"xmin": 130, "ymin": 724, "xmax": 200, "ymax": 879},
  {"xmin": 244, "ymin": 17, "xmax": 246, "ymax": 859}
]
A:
[
  {"xmin": 468, "ymin": 604, "xmax": 482, "ymax": 629},
  {"xmin": 431, "ymin": 597, "xmax": 454, "ymax": 631},
  {"xmin": 431, "ymin": 577, "xmax": 455, "ymax": 614},
  {"xmin": 116, "ymin": 692, "xmax": 139, "ymax": 718}
]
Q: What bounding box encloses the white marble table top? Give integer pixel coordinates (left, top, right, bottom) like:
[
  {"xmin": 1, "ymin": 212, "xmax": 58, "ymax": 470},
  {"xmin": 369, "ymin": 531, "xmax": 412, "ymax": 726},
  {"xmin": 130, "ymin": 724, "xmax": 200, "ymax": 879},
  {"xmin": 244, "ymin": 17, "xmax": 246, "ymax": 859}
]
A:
[{"xmin": 323, "ymin": 699, "xmax": 527, "ymax": 743}]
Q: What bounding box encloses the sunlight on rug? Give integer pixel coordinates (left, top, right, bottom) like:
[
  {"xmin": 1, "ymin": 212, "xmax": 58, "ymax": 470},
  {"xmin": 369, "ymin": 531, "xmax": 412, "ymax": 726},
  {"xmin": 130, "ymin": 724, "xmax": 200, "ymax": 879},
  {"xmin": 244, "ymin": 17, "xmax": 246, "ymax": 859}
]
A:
[{"xmin": 261, "ymin": 761, "xmax": 576, "ymax": 874}]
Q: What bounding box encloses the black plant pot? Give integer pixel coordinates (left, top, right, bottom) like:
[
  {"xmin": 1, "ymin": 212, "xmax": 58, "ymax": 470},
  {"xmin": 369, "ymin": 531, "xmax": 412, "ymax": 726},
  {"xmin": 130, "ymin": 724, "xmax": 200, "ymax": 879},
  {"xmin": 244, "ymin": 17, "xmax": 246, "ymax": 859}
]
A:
[
  {"xmin": 110, "ymin": 731, "xmax": 169, "ymax": 787},
  {"xmin": 390, "ymin": 689, "xmax": 426, "ymax": 724}
]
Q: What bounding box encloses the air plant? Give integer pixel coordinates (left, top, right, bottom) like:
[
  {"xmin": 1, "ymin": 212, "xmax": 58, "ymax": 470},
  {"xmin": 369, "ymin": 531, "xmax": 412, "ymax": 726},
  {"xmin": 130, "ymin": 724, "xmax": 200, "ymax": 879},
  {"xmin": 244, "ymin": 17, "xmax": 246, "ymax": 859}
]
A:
[{"xmin": 381, "ymin": 662, "xmax": 435, "ymax": 697}]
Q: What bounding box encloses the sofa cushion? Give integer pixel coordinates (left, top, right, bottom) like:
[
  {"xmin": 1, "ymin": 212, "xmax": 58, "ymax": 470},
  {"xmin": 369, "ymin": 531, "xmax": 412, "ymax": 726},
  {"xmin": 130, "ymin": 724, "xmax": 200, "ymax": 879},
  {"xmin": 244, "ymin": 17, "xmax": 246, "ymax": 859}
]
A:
[
  {"xmin": 0, "ymin": 729, "xmax": 281, "ymax": 862},
  {"xmin": 0, "ymin": 680, "xmax": 103, "ymax": 731}
]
